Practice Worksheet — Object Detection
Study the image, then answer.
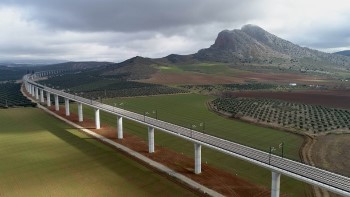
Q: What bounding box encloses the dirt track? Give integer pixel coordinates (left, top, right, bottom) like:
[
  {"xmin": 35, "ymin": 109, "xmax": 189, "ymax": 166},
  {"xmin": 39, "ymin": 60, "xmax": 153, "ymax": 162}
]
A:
[
  {"xmin": 301, "ymin": 134, "xmax": 350, "ymax": 197},
  {"xmin": 311, "ymin": 134, "xmax": 350, "ymax": 177}
]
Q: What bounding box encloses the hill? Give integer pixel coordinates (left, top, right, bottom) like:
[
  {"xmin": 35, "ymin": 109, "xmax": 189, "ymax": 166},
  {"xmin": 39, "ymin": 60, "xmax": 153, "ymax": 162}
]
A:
[
  {"xmin": 0, "ymin": 65, "xmax": 29, "ymax": 81},
  {"xmin": 101, "ymin": 56, "xmax": 158, "ymax": 80},
  {"xmin": 195, "ymin": 24, "xmax": 350, "ymax": 67},
  {"xmin": 335, "ymin": 50, "xmax": 350, "ymax": 57},
  {"xmin": 37, "ymin": 61, "xmax": 113, "ymax": 71},
  {"xmin": 97, "ymin": 25, "xmax": 350, "ymax": 82}
]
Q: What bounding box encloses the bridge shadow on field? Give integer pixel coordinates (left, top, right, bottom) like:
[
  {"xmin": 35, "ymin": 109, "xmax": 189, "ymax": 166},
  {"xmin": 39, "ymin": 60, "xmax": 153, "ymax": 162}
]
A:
[{"xmin": 37, "ymin": 111, "xmax": 200, "ymax": 196}]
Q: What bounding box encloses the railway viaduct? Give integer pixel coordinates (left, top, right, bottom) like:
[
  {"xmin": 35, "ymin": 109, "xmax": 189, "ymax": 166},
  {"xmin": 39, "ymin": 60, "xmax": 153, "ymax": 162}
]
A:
[{"xmin": 24, "ymin": 71, "xmax": 350, "ymax": 197}]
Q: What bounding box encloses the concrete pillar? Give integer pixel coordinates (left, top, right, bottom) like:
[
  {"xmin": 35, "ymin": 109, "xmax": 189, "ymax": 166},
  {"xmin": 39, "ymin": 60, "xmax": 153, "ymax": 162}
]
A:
[
  {"xmin": 117, "ymin": 116, "xmax": 123, "ymax": 139},
  {"xmin": 95, "ymin": 108, "xmax": 100, "ymax": 129},
  {"xmin": 65, "ymin": 98, "xmax": 70, "ymax": 116},
  {"xmin": 271, "ymin": 171, "xmax": 281, "ymax": 197},
  {"xmin": 148, "ymin": 126, "xmax": 155, "ymax": 153},
  {"xmin": 194, "ymin": 143, "xmax": 202, "ymax": 174},
  {"xmin": 40, "ymin": 89, "xmax": 44, "ymax": 103},
  {"xmin": 46, "ymin": 92, "xmax": 51, "ymax": 106},
  {"xmin": 27, "ymin": 84, "xmax": 31, "ymax": 94},
  {"xmin": 35, "ymin": 87, "xmax": 39, "ymax": 100},
  {"xmin": 54, "ymin": 95, "xmax": 59, "ymax": 111},
  {"xmin": 31, "ymin": 86, "xmax": 35, "ymax": 97},
  {"xmin": 78, "ymin": 103, "xmax": 83, "ymax": 122}
]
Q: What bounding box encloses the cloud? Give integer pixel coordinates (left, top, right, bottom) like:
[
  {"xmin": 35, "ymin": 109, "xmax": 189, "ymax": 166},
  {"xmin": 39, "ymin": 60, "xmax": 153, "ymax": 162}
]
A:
[
  {"xmin": 0, "ymin": 0, "xmax": 262, "ymax": 33},
  {"xmin": 249, "ymin": 0, "xmax": 350, "ymax": 50},
  {"xmin": 0, "ymin": 0, "xmax": 350, "ymax": 62}
]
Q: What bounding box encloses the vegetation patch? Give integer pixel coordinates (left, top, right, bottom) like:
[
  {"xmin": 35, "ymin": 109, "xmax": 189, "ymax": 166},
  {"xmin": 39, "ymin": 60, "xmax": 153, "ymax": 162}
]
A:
[
  {"xmin": 0, "ymin": 66, "xmax": 28, "ymax": 81},
  {"xmin": 180, "ymin": 83, "xmax": 302, "ymax": 94},
  {"xmin": 39, "ymin": 72, "xmax": 188, "ymax": 98},
  {"xmin": 211, "ymin": 97, "xmax": 350, "ymax": 134},
  {"xmin": 0, "ymin": 82, "xmax": 34, "ymax": 108}
]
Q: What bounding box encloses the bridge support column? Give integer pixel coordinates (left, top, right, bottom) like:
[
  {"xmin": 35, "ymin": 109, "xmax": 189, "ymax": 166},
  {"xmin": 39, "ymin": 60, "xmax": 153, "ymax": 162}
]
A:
[
  {"xmin": 148, "ymin": 126, "xmax": 154, "ymax": 153},
  {"xmin": 95, "ymin": 108, "xmax": 100, "ymax": 129},
  {"xmin": 117, "ymin": 116, "xmax": 123, "ymax": 139},
  {"xmin": 46, "ymin": 92, "xmax": 51, "ymax": 107},
  {"xmin": 27, "ymin": 84, "xmax": 31, "ymax": 94},
  {"xmin": 40, "ymin": 89, "xmax": 44, "ymax": 103},
  {"xmin": 35, "ymin": 87, "xmax": 39, "ymax": 100},
  {"xmin": 54, "ymin": 95, "xmax": 59, "ymax": 111},
  {"xmin": 31, "ymin": 86, "xmax": 35, "ymax": 97},
  {"xmin": 271, "ymin": 171, "xmax": 281, "ymax": 197},
  {"xmin": 194, "ymin": 143, "xmax": 202, "ymax": 174},
  {"xmin": 65, "ymin": 98, "xmax": 70, "ymax": 116},
  {"xmin": 78, "ymin": 103, "xmax": 83, "ymax": 122}
]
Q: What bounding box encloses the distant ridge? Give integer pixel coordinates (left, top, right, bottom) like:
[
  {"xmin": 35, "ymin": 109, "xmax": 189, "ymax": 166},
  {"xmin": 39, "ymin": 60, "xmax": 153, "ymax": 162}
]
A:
[
  {"xmin": 99, "ymin": 25, "xmax": 350, "ymax": 80},
  {"xmin": 334, "ymin": 50, "xmax": 350, "ymax": 57},
  {"xmin": 38, "ymin": 61, "xmax": 113, "ymax": 71}
]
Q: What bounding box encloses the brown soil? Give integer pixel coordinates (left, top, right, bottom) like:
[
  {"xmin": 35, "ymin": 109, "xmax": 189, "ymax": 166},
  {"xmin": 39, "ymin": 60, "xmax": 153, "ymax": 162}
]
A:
[
  {"xmin": 141, "ymin": 71, "xmax": 328, "ymax": 85},
  {"xmin": 233, "ymin": 90, "xmax": 350, "ymax": 109},
  {"xmin": 300, "ymin": 134, "xmax": 350, "ymax": 197},
  {"xmin": 45, "ymin": 105, "xmax": 271, "ymax": 197},
  {"xmin": 237, "ymin": 72, "xmax": 327, "ymax": 84},
  {"xmin": 311, "ymin": 134, "xmax": 350, "ymax": 177},
  {"xmin": 141, "ymin": 72, "xmax": 244, "ymax": 85}
]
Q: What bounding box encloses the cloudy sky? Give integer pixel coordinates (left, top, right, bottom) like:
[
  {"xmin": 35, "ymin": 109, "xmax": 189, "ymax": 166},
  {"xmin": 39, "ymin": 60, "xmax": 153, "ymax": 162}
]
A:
[{"xmin": 0, "ymin": 0, "xmax": 350, "ymax": 63}]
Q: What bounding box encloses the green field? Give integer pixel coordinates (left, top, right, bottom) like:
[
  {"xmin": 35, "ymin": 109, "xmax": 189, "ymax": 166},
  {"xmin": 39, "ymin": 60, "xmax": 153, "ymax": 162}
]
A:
[
  {"xmin": 69, "ymin": 94, "xmax": 312, "ymax": 196},
  {"xmin": 105, "ymin": 94, "xmax": 304, "ymax": 161},
  {"xmin": 0, "ymin": 108, "xmax": 196, "ymax": 197}
]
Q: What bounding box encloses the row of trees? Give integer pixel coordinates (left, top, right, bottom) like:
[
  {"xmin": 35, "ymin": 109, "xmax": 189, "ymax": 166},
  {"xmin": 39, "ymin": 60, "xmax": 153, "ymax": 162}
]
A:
[
  {"xmin": 180, "ymin": 83, "xmax": 296, "ymax": 93},
  {"xmin": 40, "ymin": 72, "xmax": 188, "ymax": 98},
  {"xmin": 0, "ymin": 83, "xmax": 34, "ymax": 108},
  {"xmin": 212, "ymin": 97, "xmax": 350, "ymax": 134}
]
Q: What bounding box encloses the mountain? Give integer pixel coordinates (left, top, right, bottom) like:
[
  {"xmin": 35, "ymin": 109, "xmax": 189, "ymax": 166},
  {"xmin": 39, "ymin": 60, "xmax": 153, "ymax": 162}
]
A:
[
  {"xmin": 99, "ymin": 25, "xmax": 350, "ymax": 80},
  {"xmin": 195, "ymin": 24, "xmax": 350, "ymax": 67},
  {"xmin": 334, "ymin": 50, "xmax": 350, "ymax": 57}
]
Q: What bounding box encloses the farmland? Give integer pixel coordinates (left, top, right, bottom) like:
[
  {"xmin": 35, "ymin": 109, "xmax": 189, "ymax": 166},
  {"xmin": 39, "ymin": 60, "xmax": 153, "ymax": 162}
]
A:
[
  {"xmin": 211, "ymin": 97, "xmax": 350, "ymax": 134},
  {"xmin": 103, "ymin": 94, "xmax": 304, "ymax": 160},
  {"xmin": 68, "ymin": 94, "xmax": 311, "ymax": 196},
  {"xmin": 233, "ymin": 90, "xmax": 350, "ymax": 110},
  {"xmin": 141, "ymin": 63, "xmax": 331, "ymax": 85},
  {"xmin": 0, "ymin": 108, "xmax": 197, "ymax": 196},
  {"xmin": 39, "ymin": 72, "xmax": 187, "ymax": 98},
  {"xmin": 0, "ymin": 82, "xmax": 34, "ymax": 108},
  {"xmin": 179, "ymin": 83, "xmax": 302, "ymax": 94}
]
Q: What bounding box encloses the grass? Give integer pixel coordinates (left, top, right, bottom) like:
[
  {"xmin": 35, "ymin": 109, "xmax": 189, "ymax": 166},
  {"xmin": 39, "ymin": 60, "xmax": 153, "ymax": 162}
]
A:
[
  {"xmin": 69, "ymin": 94, "xmax": 312, "ymax": 197},
  {"xmin": 106, "ymin": 94, "xmax": 303, "ymax": 160},
  {"xmin": 0, "ymin": 108, "xmax": 197, "ymax": 197}
]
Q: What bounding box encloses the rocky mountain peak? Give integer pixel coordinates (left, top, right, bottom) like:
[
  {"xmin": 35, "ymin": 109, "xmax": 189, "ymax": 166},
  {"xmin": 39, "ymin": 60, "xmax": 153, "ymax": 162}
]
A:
[{"xmin": 194, "ymin": 24, "xmax": 350, "ymax": 66}]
